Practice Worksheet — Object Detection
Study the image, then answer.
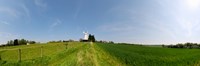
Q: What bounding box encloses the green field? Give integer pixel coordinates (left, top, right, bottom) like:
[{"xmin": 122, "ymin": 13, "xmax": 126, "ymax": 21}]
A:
[{"xmin": 0, "ymin": 42, "xmax": 200, "ymax": 66}]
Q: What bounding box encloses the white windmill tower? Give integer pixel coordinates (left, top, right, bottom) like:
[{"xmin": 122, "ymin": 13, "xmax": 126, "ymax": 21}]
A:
[{"xmin": 83, "ymin": 31, "xmax": 89, "ymax": 40}]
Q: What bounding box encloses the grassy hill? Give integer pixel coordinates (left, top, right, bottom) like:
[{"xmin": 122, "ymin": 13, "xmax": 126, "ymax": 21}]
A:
[
  {"xmin": 0, "ymin": 42, "xmax": 122, "ymax": 66},
  {"xmin": 1, "ymin": 42, "xmax": 200, "ymax": 66}
]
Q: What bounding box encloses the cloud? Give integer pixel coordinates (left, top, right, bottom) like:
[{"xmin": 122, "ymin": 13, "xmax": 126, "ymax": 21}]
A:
[
  {"xmin": 21, "ymin": 4, "xmax": 31, "ymax": 19},
  {"xmin": 98, "ymin": 0, "xmax": 195, "ymax": 44},
  {"xmin": 50, "ymin": 19, "xmax": 62, "ymax": 28},
  {"xmin": 73, "ymin": 0, "xmax": 83, "ymax": 19},
  {"xmin": 0, "ymin": 7, "xmax": 20, "ymax": 18},
  {"xmin": 0, "ymin": 20, "xmax": 9, "ymax": 25},
  {"xmin": 34, "ymin": 0, "xmax": 47, "ymax": 8},
  {"xmin": 99, "ymin": 22, "xmax": 137, "ymax": 32},
  {"xmin": 48, "ymin": 19, "xmax": 62, "ymax": 32},
  {"xmin": 157, "ymin": 0, "xmax": 200, "ymax": 38},
  {"xmin": 0, "ymin": 3, "xmax": 31, "ymax": 23},
  {"xmin": 184, "ymin": 0, "xmax": 200, "ymax": 11}
]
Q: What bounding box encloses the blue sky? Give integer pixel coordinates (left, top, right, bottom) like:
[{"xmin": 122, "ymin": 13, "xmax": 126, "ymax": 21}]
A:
[{"xmin": 1, "ymin": 0, "xmax": 200, "ymax": 44}]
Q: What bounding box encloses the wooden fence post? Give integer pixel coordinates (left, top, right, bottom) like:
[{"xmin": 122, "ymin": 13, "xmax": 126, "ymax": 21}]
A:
[
  {"xmin": 0, "ymin": 54, "xmax": 1, "ymax": 60},
  {"xmin": 66, "ymin": 42, "xmax": 68, "ymax": 49},
  {"xmin": 41, "ymin": 46, "xmax": 43, "ymax": 57},
  {"xmin": 18, "ymin": 49, "xmax": 21, "ymax": 62}
]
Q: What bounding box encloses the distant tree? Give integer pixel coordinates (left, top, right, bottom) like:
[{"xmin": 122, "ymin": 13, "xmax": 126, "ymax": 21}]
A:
[
  {"xmin": 79, "ymin": 38, "xmax": 83, "ymax": 42},
  {"xmin": 7, "ymin": 41, "xmax": 10, "ymax": 46},
  {"xmin": 4, "ymin": 39, "xmax": 36, "ymax": 46},
  {"xmin": 57, "ymin": 40, "xmax": 62, "ymax": 42},
  {"xmin": 99, "ymin": 40, "xmax": 103, "ymax": 43},
  {"xmin": 88, "ymin": 34, "xmax": 92, "ymax": 42},
  {"xmin": 14, "ymin": 39, "xmax": 19, "ymax": 45},
  {"xmin": 166, "ymin": 42, "xmax": 200, "ymax": 49},
  {"xmin": 176, "ymin": 44, "xmax": 184, "ymax": 48},
  {"xmin": 198, "ymin": 44, "xmax": 200, "ymax": 48},
  {"xmin": 92, "ymin": 35, "xmax": 96, "ymax": 42},
  {"xmin": 68, "ymin": 39, "xmax": 74, "ymax": 42},
  {"xmin": 109, "ymin": 41, "xmax": 114, "ymax": 44},
  {"xmin": 162, "ymin": 44, "xmax": 165, "ymax": 47},
  {"xmin": 185, "ymin": 42, "xmax": 192, "ymax": 49},
  {"xmin": 19, "ymin": 39, "xmax": 27, "ymax": 45},
  {"xmin": 29, "ymin": 41, "xmax": 36, "ymax": 44},
  {"xmin": 167, "ymin": 44, "xmax": 173, "ymax": 48},
  {"xmin": 10, "ymin": 40, "xmax": 14, "ymax": 45},
  {"xmin": 88, "ymin": 34, "xmax": 96, "ymax": 42},
  {"xmin": 6, "ymin": 40, "xmax": 14, "ymax": 46}
]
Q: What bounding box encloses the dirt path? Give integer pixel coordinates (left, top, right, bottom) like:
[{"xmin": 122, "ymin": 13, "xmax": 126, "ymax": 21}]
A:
[
  {"xmin": 76, "ymin": 49, "xmax": 83, "ymax": 65},
  {"xmin": 75, "ymin": 42, "xmax": 124, "ymax": 66},
  {"xmin": 90, "ymin": 42, "xmax": 99, "ymax": 66},
  {"xmin": 50, "ymin": 42, "xmax": 124, "ymax": 66},
  {"xmin": 76, "ymin": 42, "xmax": 99, "ymax": 66}
]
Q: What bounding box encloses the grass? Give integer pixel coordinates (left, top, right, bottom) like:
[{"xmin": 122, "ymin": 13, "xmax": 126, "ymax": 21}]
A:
[
  {"xmin": 0, "ymin": 42, "xmax": 67, "ymax": 66},
  {"xmin": 0, "ymin": 42, "xmax": 122, "ymax": 66},
  {"xmin": 1, "ymin": 42, "xmax": 200, "ymax": 66},
  {"xmin": 0, "ymin": 43, "xmax": 66, "ymax": 62},
  {"xmin": 97, "ymin": 43, "xmax": 200, "ymax": 66}
]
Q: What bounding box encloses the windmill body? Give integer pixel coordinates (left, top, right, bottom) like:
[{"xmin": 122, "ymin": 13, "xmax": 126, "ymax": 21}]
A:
[{"xmin": 83, "ymin": 32, "xmax": 89, "ymax": 40}]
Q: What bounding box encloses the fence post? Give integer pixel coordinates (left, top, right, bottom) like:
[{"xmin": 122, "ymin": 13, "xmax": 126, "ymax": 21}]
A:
[
  {"xmin": 66, "ymin": 42, "xmax": 68, "ymax": 49},
  {"xmin": 0, "ymin": 54, "xmax": 1, "ymax": 60},
  {"xmin": 18, "ymin": 49, "xmax": 21, "ymax": 62},
  {"xmin": 41, "ymin": 46, "xmax": 43, "ymax": 57}
]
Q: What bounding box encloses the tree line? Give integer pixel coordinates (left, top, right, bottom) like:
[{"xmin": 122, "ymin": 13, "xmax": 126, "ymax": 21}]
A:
[
  {"xmin": 5, "ymin": 39, "xmax": 36, "ymax": 46},
  {"xmin": 96, "ymin": 40, "xmax": 114, "ymax": 44},
  {"xmin": 47, "ymin": 39, "xmax": 77, "ymax": 43},
  {"xmin": 163, "ymin": 42, "xmax": 200, "ymax": 49}
]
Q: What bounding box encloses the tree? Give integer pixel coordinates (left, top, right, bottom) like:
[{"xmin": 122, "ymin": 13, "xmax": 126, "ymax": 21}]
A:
[
  {"xmin": 109, "ymin": 41, "xmax": 114, "ymax": 44},
  {"xmin": 7, "ymin": 41, "xmax": 10, "ymax": 46},
  {"xmin": 197, "ymin": 44, "xmax": 200, "ymax": 49},
  {"xmin": 5, "ymin": 39, "xmax": 36, "ymax": 46},
  {"xmin": 10, "ymin": 40, "xmax": 14, "ymax": 45},
  {"xmin": 19, "ymin": 39, "xmax": 27, "ymax": 45},
  {"xmin": 7, "ymin": 40, "xmax": 14, "ymax": 46},
  {"xmin": 185, "ymin": 42, "xmax": 192, "ymax": 49},
  {"xmin": 14, "ymin": 39, "xmax": 19, "ymax": 45},
  {"xmin": 29, "ymin": 41, "xmax": 36, "ymax": 44},
  {"xmin": 176, "ymin": 44, "xmax": 184, "ymax": 48},
  {"xmin": 88, "ymin": 34, "xmax": 96, "ymax": 42},
  {"xmin": 162, "ymin": 44, "xmax": 165, "ymax": 48}
]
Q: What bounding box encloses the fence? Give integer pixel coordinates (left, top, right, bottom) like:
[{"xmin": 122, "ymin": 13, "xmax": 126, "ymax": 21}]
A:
[
  {"xmin": 0, "ymin": 46, "xmax": 44, "ymax": 62},
  {"xmin": 0, "ymin": 43, "xmax": 67, "ymax": 62}
]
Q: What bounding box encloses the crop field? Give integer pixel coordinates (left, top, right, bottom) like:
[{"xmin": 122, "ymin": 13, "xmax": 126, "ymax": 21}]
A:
[
  {"xmin": 1, "ymin": 42, "xmax": 200, "ymax": 66},
  {"xmin": 97, "ymin": 43, "xmax": 200, "ymax": 66}
]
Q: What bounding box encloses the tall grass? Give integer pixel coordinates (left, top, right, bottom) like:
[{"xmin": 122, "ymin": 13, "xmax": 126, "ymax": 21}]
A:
[
  {"xmin": 0, "ymin": 42, "xmax": 67, "ymax": 66},
  {"xmin": 97, "ymin": 43, "xmax": 200, "ymax": 66},
  {"xmin": 2, "ymin": 42, "xmax": 199, "ymax": 66}
]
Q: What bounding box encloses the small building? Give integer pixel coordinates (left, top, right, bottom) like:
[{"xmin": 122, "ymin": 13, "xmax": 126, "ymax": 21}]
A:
[{"xmin": 26, "ymin": 43, "xmax": 30, "ymax": 45}]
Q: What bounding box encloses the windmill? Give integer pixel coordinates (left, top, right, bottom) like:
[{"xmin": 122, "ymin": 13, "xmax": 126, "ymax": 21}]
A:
[{"xmin": 83, "ymin": 31, "xmax": 89, "ymax": 40}]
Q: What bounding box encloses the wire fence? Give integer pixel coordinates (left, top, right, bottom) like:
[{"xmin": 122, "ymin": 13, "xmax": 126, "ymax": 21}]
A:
[
  {"xmin": 0, "ymin": 46, "xmax": 44, "ymax": 62},
  {"xmin": 0, "ymin": 43, "xmax": 67, "ymax": 62}
]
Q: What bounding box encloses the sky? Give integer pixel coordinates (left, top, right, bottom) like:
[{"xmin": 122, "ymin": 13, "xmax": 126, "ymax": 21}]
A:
[{"xmin": 1, "ymin": 0, "xmax": 200, "ymax": 44}]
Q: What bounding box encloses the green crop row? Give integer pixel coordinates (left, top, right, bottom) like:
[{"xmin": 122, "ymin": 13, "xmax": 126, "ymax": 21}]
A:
[{"xmin": 97, "ymin": 43, "xmax": 200, "ymax": 66}]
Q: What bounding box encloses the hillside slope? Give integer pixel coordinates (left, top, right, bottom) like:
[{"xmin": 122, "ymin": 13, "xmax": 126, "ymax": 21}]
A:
[
  {"xmin": 1, "ymin": 42, "xmax": 200, "ymax": 66},
  {"xmin": 0, "ymin": 42, "xmax": 123, "ymax": 66}
]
